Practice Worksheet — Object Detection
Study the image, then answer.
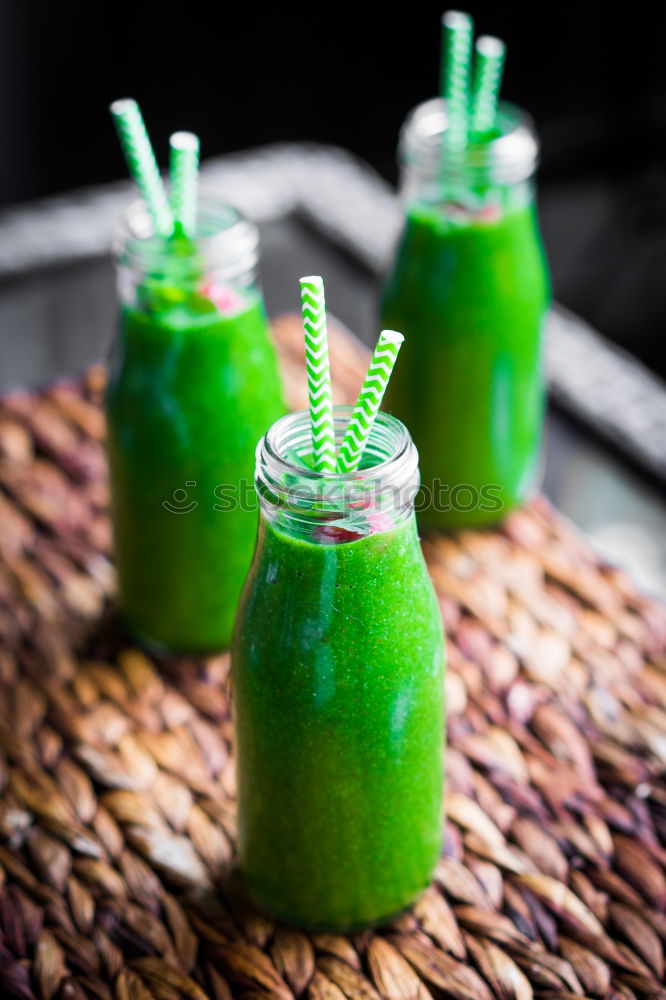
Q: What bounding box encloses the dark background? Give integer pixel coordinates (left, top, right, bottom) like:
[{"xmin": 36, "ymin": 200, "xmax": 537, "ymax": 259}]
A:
[{"xmin": 1, "ymin": 2, "xmax": 666, "ymax": 376}]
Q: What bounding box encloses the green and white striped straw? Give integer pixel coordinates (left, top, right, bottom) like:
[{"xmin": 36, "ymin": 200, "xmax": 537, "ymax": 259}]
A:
[
  {"xmin": 300, "ymin": 276, "xmax": 336, "ymax": 474},
  {"xmin": 471, "ymin": 35, "xmax": 506, "ymax": 135},
  {"xmin": 337, "ymin": 330, "xmax": 404, "ymax": 475},
  {"xmin": 440, "ymin": 11, "xmax": 474, "ymax": 156},
  {"xmin": 110, "ymin": 98, "xmax": 173, "ymax": 236},
  {"xmin": 169, "ymin": 131, "xmax": 200, "ymax": 237}
]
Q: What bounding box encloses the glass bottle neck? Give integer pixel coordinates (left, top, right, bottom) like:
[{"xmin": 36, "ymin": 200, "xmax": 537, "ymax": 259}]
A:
[
  {"xmin": 399, "ymin": 98, "xmax": 539, "ymax": 214},
  {"xmin": 114, "ymin": 197, "xmax": 261, "ymax": 314},
  {"xmin": 256, "ymin": 409, "xmax": 420, "ymax": 544}
]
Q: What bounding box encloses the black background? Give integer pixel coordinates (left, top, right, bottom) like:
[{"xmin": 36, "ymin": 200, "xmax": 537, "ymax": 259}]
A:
[
  {"xmin": 1, "ymin": 1, "xmax": 666, "ymax": 375},
  {"xmin": 2, "ymin": 2, "xmax": 666, "ymax": 201}
]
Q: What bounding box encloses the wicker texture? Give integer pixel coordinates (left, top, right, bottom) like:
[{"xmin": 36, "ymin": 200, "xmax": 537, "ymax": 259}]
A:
[{"xmin": 0, "ymin": 316, "xmax": 665, "ymax": 1000}]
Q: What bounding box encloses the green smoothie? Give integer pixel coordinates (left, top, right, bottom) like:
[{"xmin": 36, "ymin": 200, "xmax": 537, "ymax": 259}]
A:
[
  {"xmin": 105, "ymin": 289, "xmax": 285, "ymax": 651},
  {"xmin": 232, "ymin": 511, "xmax": 445, "ymax": 930},
  {"xmin": 381, "ymin": 199, "xmax": 550, "ymax": 528}
]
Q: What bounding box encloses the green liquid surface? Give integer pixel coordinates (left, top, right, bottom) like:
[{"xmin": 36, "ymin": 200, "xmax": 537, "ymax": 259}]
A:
[
  {"xmin": 105, "ymin": 292, "xmax": 285, "ymax": 651},
  {"xmin": 232, "ymin": 513, "xmax": 445, "ymax": 930},
  {"xmin": 381, "ymin": 201, "xmax": 550, "ymax": 528}
]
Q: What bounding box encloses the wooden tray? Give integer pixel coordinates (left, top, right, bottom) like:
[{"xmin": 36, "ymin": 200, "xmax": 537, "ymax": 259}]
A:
[{"xmin": 0, "ymin": 316, "xmax": 665, "ymax": 1000}]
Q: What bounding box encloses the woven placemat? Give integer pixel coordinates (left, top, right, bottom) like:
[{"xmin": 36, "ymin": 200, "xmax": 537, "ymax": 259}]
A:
[{"xmin": 1, "ymin": 316, "xmax": 665, "ymax": 1000}]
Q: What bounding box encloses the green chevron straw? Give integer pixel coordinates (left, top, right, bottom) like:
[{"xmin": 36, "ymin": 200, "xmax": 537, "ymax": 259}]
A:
[
  {"xmin": 110, "ymin": 98, "xmax": 173, "ymax": 236},
  {"xmin": 337, "ymin": 330, "xmax": 405, "ymax": 474},
  {"xmin": 169, "ymin": 131, "xmax": 200, "ymax": 237},
  {"xmin": 471, "ymin": 35, "xmax": 506, "ymax": 135},
  {"xmin": 440, "ymin": 11, "xmax": 474, "ymax": 156},
  {"xmin": 300, "ymin": 276, "xmax": 336, "ymax": 474}
]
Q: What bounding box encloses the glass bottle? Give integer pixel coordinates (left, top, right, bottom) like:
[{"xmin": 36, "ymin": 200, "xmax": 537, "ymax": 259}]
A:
[
  {"xmin": 232, "ymin": 407, "xmax": 445, "ymax": 930},
  {"xmin": 380, "ymin": 98, "xmax": 551, "ymax": 528},
  {"xmin": 106, "ymin": 199, "xmax": 285, "ymax": 651}
]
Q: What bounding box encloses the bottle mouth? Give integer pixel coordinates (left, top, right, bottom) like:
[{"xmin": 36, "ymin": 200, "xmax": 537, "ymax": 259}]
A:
[
  {"xmin": 256, "ymin": 408, "xmax": 420, "ymax": 542},
  {"xmin": 113, "ymin": 195, "xmax": 259, "ymax": 282},
  {"xmin": 400, "ymin": 98, "xmax": 539, "ymax": 185}
]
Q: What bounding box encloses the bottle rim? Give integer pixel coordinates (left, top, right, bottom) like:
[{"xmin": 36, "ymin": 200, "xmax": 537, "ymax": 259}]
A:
[
  {"xmin": 256, "ymin": 407, "xmax": 420, "ymax": 540},
  {"xmin": 399, "ymin": 97, "xmax": 539, "ymax": 185},
  {"xmin": 113, "ymin": 194, "xmax": 259, "ymax": 281}
]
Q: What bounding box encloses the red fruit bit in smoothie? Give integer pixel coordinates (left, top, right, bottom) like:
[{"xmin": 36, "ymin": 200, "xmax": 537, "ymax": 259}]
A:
[
  {"xmin": 478, "ymin": 204, "xmax": 502, "ymax": 222},
  {"xmin": 199, "ymin": 282, "xmax": 244, "ymax": 315},
  {"xmin": 348, "ymin": 494, "xmax": 372, "ymax": 511},
  {"xmin": 315, "ymin": 524, "xmax": 365, "ymax": 545}
]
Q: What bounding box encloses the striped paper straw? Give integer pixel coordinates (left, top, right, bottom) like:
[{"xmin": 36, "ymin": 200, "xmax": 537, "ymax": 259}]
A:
[
  {"xmin": 110, "ymin": 99, "xmax": 173, "ymax": 236},
  {"xmin": 169, "ymin": 131, "xmax": 200, "ymax": 237},
  {"xmin": 337, "ymin": 330, "xmax": 404, "ymax": 474},
  {"xmin": 300, "ymin": 276, "xmax": 336, "ymax": 474},
  {"xmin": 471, "ymin": 35, "xmax": 506, "ymax": 134},
  {"xmin": 440, "ymin": 11, "xmax": 474, "ymax": 156}
]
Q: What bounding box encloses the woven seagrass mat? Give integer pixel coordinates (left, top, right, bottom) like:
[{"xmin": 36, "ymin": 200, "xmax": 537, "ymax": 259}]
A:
[{"xmin": 1, "ymin": 315, "xmax": 666, "ymax": 1000}]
